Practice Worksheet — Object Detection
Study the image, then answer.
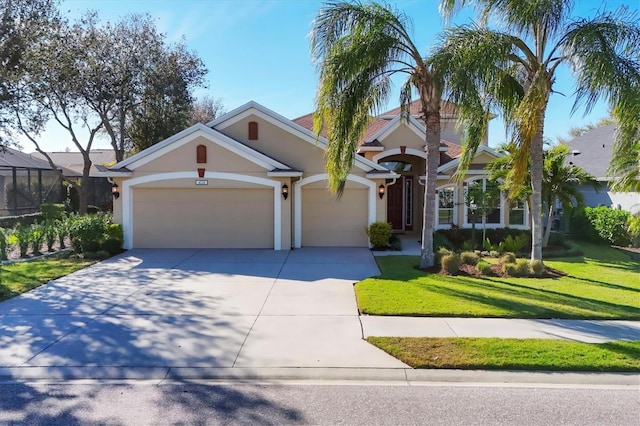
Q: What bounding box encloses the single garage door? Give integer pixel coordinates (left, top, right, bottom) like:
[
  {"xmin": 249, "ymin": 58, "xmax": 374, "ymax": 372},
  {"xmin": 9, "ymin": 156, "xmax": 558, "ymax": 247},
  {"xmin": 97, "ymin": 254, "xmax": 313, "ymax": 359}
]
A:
[
  {"xmin": 132, "ymin": 187, "xmax": 273, "ymax": 248},
  {"xmin": 301, "ymin": 187, "xmax": 368, "ymax": 246}
]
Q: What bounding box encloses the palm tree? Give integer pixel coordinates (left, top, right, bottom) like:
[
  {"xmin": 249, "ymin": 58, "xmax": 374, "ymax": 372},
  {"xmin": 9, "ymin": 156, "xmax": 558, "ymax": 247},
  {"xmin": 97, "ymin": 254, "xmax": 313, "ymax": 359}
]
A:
[
  {"xmin": 542, "ymin": 145, "xmax": 599, "ymax": 247},
  {"xmin": 436, "ymin": 0, "xmax": 640, "ymax": 263},
  {"xmin": 311, "ymin": 1, "xmax": 455, "ymax": 268}
]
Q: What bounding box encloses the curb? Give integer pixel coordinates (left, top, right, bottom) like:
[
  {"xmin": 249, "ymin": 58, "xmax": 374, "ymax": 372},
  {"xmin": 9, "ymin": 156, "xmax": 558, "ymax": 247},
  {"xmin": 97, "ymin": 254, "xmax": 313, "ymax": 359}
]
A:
[{"xmin": 1, "ymin": 366, "xmax": 638, "ymax": 386}]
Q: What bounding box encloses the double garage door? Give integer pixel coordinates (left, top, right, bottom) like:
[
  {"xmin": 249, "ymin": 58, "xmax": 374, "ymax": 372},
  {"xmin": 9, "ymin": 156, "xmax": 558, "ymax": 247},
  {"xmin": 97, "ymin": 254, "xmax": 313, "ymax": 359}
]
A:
[
  {"xmin": 130, "ymin": 185, "xmax": 369, "ymax": 249},
  {"xmin": 132, "ymin": 188, "xmax": 274, "ymax": 248}
]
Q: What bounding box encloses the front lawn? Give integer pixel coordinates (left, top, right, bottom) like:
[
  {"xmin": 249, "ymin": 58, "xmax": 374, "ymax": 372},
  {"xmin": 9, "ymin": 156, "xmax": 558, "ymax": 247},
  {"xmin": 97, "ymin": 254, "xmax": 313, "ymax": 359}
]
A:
[
  {"xmin": 368, "ymin": 337, "xmax": 640, "ymax": 372},
  {"xmin": 0, "ymin": 254, "xmax": 96, "ymax": 301},
  {"xmin": 356, "ymin": 242, "xmax": 640, "ymax": 319}
]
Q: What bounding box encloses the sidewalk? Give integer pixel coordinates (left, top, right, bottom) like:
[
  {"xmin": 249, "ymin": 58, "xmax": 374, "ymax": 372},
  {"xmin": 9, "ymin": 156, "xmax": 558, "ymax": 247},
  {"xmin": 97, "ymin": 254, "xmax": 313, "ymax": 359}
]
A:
[{"xmin": 361, "ymin": 317, "xmax": 640, "ymax": 343}]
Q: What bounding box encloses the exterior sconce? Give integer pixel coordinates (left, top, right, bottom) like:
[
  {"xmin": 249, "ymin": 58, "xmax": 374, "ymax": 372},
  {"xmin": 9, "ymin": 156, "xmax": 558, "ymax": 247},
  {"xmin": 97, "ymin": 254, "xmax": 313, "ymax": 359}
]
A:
[
  {"xmin": 282, "ymin": 184, "xmax": 289, "ymax": 200},
  {"xmin": 112, "ymin": 182, "xmax": 120, "ymax": 199},
  {"xmin": 378, "ymin": 184, "xmax": 385, "ymax": 199}
]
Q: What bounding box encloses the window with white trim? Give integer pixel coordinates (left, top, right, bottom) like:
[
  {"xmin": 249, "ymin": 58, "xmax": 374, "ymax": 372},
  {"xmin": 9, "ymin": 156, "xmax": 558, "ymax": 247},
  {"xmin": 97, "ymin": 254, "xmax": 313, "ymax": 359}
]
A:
[
  {"xmin": 466, "ymin": 179, "xmax": 501, "ymax": 224},
  {"xmin": 509, "ymin": 198, "xmax": 526, "ymax": 226},
  {"xmin": 438, "ymin": 187, "xmax": 455, "ymax": 225}
]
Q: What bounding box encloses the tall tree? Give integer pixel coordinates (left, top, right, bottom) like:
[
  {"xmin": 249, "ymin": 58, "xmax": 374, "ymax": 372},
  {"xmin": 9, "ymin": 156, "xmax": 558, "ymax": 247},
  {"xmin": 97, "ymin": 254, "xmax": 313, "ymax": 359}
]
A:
[
  {"xmin": 0, "ymin": 0, "xmax": 58, "ymax": 145},
  {"xmin": 437, "ymin": 0, "xmax": 640, "ymax": 263},
  {"xmin": 608, "ymin": 87, "xmax": 640, "ymax": 191},
  {"xmin": 311, "ymin": 1, "xmax": 480, "ymax": 268},
  {"xmin": 190, "ymin": 96, "xmax": 225, "ymax": 125}
]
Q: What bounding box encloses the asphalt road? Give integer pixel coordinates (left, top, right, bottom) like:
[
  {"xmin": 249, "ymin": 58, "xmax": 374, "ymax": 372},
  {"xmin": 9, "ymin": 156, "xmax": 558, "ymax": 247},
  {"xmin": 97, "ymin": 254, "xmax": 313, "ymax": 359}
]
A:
[{"xmin": 0, "ymin": 381, "xmax": 637, "ymax": 425}]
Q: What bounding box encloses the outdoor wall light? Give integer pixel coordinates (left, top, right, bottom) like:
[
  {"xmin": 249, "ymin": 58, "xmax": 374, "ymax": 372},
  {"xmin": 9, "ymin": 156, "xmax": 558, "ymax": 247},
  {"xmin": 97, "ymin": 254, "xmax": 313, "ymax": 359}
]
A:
[
  {"xmin": 378, "ymin": 184, "xmax": 385, "ymax": 199},
  {"xmin": 282, "ymin": 184, "xmax": 289, "ymax": 200},
  {"xmin": 112, "ymin": 182, "xmax": 120, "ymax": 199}
]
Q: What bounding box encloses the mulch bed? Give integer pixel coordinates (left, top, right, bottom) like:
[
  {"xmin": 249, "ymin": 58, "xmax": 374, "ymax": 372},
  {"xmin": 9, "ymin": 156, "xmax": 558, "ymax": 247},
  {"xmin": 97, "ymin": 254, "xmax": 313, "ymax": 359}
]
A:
[{"xmin": 3, "ymin": 238, "xmax": 72, "ymax": 263}]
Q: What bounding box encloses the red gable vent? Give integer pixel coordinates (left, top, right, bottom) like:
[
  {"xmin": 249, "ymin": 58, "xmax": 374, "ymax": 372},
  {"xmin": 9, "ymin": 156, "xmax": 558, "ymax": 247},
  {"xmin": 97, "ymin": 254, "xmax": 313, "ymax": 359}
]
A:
[
  {"xmin": 248, "ymin": 121, "xmax": 259, "ymax": 140},
  {"xmin": 196, "ymin": 144, "xmax": 207, "ymax": 163}
]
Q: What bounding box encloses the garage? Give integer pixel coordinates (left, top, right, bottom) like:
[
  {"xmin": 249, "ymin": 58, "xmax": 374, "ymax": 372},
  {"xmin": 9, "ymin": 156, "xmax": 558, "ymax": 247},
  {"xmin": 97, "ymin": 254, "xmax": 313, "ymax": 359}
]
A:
[
  {"xmin": 301, "ymin": 187, "xmax": 369, "ymax": 247},
  {"xmin": 131, "ymin": 187, "xmax": 274, "ymax": 248}
]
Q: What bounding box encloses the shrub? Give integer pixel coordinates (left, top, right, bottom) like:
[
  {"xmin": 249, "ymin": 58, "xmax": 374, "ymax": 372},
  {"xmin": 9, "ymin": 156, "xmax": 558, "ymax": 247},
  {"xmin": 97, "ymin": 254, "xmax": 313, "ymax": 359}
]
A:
[
  {"xmin": 69, "ymin": 213, "xmax": 110, "ymax": 254},
  {"xmin": 502, "ymin": 262, "xmax": 517, "ymax": 276},
  {"xmin": 530, "ymin": 260, "xmax": 544, "ymax": 276},
  {"xmin": 0, "ymin": 212, "xmax": 42, "ymax": 228},
  {"xmin": 514, "ymin": 259, "xmax": 531, "ymax": 276},
  {"xmin": 0, "ymin": 228, "xmax": 7, "ymax": 260},
  {"xmin": 43, "ymin": 221, "xmax": 57, "ymax": 251},
  {"xmin": 105, "ymin": 223, "xmax": 124, "ymax": 243},
  {"xmin": 389, "ymin": 235, "xmax": 402, "ymax": 251},
  {"xmin": 55, "ymin": 217, "xmax": 70, "ymax": 249},
  {"xmin": 14, "ymin": 224, "xmax": 31, "ymax": 258},
  {"xmin": 584, "ymin": 206, "xmax": 632, "ymax": 246},
  {"xmin": 460, "ymin": 251, "xmax": 479, "ymax": 266},
  {"xmin": 101, "ymin": 238, "xmax": 123, "ymax": 255},
  {"xmin": 441, "ymin": 253, "xmax": 462, "ymax": 275},
  {"xmin": 498, "ymin": 234, "xmax": 528, "ymax": 254},
  {"xmin": 367, "ymin": 222, "xmax": 393, "ymax": 249},
  {"xmin": 476, "ymin": 260, "xmax": 493, "ymax": 276},
  {"xmin": 501, "ymin": 252, "xmax": 516, "ymax": 264},
  {"xmin": 433, "ymin": 231, "xmax": 453, "ymax": 251},
  {"xmin": 435, "ymin": 247, "xmax": 452, "ymax": 265},
  {"xmin": 40, "ymin": 203, "xmax": 66, "ymax": 221},
  {"xmin": 30, "ymin": 224, "xmax": 45, "ymax": 255}
]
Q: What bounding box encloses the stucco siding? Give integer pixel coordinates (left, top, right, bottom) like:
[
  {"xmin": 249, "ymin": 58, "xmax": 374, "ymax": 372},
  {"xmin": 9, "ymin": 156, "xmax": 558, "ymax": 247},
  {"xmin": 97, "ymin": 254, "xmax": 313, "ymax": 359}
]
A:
[{"xmin": 131, "ymin": 187, "xmax": 273, "ymax": 248}]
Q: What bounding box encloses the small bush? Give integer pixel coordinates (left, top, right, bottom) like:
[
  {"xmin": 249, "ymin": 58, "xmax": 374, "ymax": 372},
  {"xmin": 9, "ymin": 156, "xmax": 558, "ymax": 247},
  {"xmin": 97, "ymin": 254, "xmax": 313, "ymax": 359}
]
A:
[
  {"xmin": 435, "ymin": 247, "xmax": 452, "ymax": 265},
  {"xmin": 367, "ymin": 222, "xmax": 393, "ymax": 249},
  {"xmin": 389, "ymin": 235, "xmax": 402, "ymax": 251},
  {"xmin": 69, "ymin": 213, "xmax": 110, "ymax": 254},
  {"xmin": 462, "ymin": 240, "xmax": 475, "ymax": 251},
  {"xmin": 101, "ymin": 238, "xmax": 123, "ymax": 255},
  {"xmin": 41, "ymin": 203, "xmax": 66, "ymax": 221},
  {"xmin": 30, "ymin": 224, "xmax": 45, "ymax": 255},
  {"xmin": 476, "ymin": 260, "xmax": 493, "ymax": 276},
  {"xmin": 502, "ymin": 262, "xmax": 517, "ymax": 276},
  {"xmin": 14, "ymin": 224, "xmax": 31, "ymax": 258},
  {"xmin": 441, "ymin": 253, "xmax": 462, "ymax": 275},
  {"xmin": 585, "ymin": 206, "xmax": 632, "ymax": 246},
  {"xmin": 55, "ymin": 217, "xmax": 70, "ymax": 249},
  {"xmin": 43, "ymin": 221, "xmax": 57, "ymax": 251},
  {"xmin": 530, "ymin": 259, "xmax": 544, "ymax": 276},
  {"xmin": 514, "ymin": 259, "xmax": 531, "ymax": 276},
  {"xmin": 433, "ymin": 231, "xmax": 453, "ymax": 251},
  {"xmin": 105, "ymin": 223, "xmax": 124, "ymax": 243},
  {"xmin": 460, "ymin": 251, "xmax": 479, "ymax": 266},
  {"xmin": 501, "ymin": 252, "xmax": 516, "ymax": 264},
  {"xmin": 498, "ymin": 234, "xmax": 528, "ymax": 254}
]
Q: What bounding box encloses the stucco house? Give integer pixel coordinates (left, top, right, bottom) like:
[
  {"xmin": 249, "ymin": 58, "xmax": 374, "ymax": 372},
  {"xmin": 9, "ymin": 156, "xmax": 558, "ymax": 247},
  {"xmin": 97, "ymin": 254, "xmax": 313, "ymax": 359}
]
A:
[
  {"xmin": 564, "ymin": 124, "xmax": 639, "ymax": 214},
  {"xmin": 99, "ymin": 101, "xmax": 528, "ymax": 250}
]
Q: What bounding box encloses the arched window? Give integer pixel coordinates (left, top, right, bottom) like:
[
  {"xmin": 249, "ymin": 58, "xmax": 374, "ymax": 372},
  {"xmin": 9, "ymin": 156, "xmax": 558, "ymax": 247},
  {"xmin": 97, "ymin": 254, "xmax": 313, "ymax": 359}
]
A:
[
  {"xmin": 196, "ymin": 144, "xmax": 207, "ymax": 163},
  {"xmin": 248, "ymin": 121, "xmax": 258, "ymax": 140}
]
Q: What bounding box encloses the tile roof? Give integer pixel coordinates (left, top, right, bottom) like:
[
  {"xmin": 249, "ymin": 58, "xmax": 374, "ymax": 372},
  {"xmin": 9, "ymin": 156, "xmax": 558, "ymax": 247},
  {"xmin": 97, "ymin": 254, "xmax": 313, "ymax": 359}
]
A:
[
  {"xmin": 31, "ymin": 149, "xmax": 116, "ymax": 177},
  {"xmin": 0, "ymin": 147, "xmax": 59, "ymax": 170},
  {"xmin": 563, "ymin": 124, "xmax": 617, "ymax": 179}
]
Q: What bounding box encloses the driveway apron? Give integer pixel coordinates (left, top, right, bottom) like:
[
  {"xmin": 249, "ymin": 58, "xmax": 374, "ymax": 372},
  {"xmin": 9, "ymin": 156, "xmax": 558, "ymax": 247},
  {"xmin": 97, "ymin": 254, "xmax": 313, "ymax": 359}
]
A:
[{"xmin": 0, "ymin": 248, "xmax": 404, "ymax": 379}]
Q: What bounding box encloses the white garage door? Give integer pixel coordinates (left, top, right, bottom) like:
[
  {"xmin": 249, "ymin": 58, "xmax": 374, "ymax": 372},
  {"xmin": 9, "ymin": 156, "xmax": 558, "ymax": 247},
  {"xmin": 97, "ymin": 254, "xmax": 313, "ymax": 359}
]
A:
[
  {"xmin": 132, "ymin": 188, "xmax": 273, "ymax": 248},
  {"xmin": 301, "ymin": 187, "xmax": 368, "ymax": 247}
]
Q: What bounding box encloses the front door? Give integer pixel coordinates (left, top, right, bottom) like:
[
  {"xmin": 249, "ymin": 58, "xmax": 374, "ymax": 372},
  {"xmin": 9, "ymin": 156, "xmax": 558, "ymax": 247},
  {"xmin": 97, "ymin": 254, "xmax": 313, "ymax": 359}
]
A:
[{"xmin": 387, "ymin": 179, "xmax": 404, "ymax": 230}]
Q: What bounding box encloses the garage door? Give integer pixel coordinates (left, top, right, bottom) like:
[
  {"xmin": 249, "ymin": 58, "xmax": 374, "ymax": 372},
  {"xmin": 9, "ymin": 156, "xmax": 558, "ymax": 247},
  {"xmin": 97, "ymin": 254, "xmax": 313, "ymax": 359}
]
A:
[
  {"xmin": 132, "ymin": 188, "xmax": 273, "ymax": 248},
  {"xmin": 301, "ymin": 187, "xmax": 368, "ymax": 246}
]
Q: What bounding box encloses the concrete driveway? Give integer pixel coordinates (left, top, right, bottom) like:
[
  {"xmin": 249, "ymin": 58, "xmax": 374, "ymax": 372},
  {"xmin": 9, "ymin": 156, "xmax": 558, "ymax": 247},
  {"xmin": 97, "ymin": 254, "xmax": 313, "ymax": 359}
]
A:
[{"xmin": 0, "ymin": 248, "xmax": 405, "ymax": 380}]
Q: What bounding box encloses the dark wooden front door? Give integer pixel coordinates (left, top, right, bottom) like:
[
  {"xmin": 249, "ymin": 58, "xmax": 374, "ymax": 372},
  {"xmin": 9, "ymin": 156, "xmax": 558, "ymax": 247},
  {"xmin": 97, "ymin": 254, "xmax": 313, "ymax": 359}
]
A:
[{"xmin": 387, "ymin": 178, "xmax": 404, "ymax": 230}]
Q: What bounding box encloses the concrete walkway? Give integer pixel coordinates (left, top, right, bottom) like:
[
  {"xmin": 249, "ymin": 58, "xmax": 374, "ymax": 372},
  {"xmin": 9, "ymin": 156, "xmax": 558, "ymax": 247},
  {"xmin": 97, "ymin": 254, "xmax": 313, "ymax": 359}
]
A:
[{"xmin": 362, "ymin": 317, "xmax": 640, "ymax": 343}]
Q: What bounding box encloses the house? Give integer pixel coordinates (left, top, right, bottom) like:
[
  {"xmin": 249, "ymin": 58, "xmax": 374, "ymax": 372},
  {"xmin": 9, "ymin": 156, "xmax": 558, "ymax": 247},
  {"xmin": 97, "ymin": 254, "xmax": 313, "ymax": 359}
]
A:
[
  {"xmin": 31, "ymin": 149, "xmax": 116, "ymax": 211},
  {"xmin": 99, "ymin": 101, "xmax": 527, "ymax": 250},
  {"xmin": 0, "ymin": 147, "xmax": 67, "ymax": 216},
  {"xmin": 563, "ymin": 124, "xmax": 640, "ymax": 214}
]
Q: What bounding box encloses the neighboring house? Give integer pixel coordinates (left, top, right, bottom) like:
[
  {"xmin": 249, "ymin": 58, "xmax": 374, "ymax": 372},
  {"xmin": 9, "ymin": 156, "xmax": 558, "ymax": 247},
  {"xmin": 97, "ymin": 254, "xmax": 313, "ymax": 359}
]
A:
[
  {"xmin": 99, "ymin": 101, "xmax": 527, "ymax": 250},
  {"xmin": 564, "ymin": 124, "xmax": 640, "ymax": 214},
  {"xmin": 31, "ymin": 149, "xmax": 116, "ymax": 211},
  {"xmin": 0, "ymin": 147, "xmax": 66, "ymax": 216}
]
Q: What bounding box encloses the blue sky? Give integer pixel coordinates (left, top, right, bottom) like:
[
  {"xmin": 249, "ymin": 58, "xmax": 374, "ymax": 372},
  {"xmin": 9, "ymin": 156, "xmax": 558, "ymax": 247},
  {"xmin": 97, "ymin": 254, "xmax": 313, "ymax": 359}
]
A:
[{"xmin": 23, "ymin": 0, "xmax": 639, "ymax": 151}]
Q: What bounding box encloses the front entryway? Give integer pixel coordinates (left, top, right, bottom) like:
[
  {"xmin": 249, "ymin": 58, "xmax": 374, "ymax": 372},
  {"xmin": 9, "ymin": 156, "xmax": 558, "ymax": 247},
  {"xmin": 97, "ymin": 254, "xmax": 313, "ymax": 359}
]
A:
[{"xmin": 386, "ymin": 176, "xmax": 413, "ymax": 231}]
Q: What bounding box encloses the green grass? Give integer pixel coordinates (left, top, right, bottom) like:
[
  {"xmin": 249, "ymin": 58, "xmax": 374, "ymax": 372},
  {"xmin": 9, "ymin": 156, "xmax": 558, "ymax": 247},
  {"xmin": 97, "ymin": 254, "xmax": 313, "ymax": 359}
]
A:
[
  {"xmin": 356, "ymin": 242, "xmax": 640, "ymax": 319},
  {"xmin": 368, "ymin": 337, "xmax": 640, "ymax": 372},
  {"xmin": 0, "ymin": 254, "xmax": 96, "ymax": 301}
]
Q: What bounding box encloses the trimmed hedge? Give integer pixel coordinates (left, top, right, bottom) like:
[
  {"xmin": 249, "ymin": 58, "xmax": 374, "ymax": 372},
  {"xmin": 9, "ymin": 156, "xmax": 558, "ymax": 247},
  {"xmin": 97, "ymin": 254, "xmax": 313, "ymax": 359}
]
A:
[{"xmin": 0, "ymin": 213, "xmax": 42, "ymax": 228}]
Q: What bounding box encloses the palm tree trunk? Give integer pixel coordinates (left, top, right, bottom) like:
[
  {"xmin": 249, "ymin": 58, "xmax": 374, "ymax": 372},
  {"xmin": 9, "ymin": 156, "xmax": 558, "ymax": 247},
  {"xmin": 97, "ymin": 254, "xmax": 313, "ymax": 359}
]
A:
[
  {"xmin": 530, "ymin": 122, "xmax": 545, "ymax": 263},
  {"xmin": 419, "ymin": 103, "xmax": 441, "ymax": 269},
  {"xmin": 542, "ymin": 202, "xmax": 554, "ymax": 248}
]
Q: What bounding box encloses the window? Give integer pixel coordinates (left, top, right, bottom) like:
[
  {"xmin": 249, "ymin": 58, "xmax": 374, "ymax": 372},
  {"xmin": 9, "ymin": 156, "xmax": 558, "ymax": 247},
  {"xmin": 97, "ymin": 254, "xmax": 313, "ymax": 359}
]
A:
[
  {"xmin": 405, "ymin": 178, "xmax": 413, "ymax": 227},
  {"xmin": 466, "ymin": 179, "xmax": 501, "ymax": 224},
  {"xmin": 196, "ymin": 144, "xmax": 207, "ymax": 163},
  {"xmin": 248, "ymin": 121, "xmax": 258, "ymax": 140},
  {"xmin": 438, "ymin": 187, "xmax": 455, "ymax": 225},
  {"xmin": 509, "ymin": 198, "xmax": 526, "ymax": 225},
  {"xmin": 379, "ymin": 161, "xmax": 412, "ymax": 172}
]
